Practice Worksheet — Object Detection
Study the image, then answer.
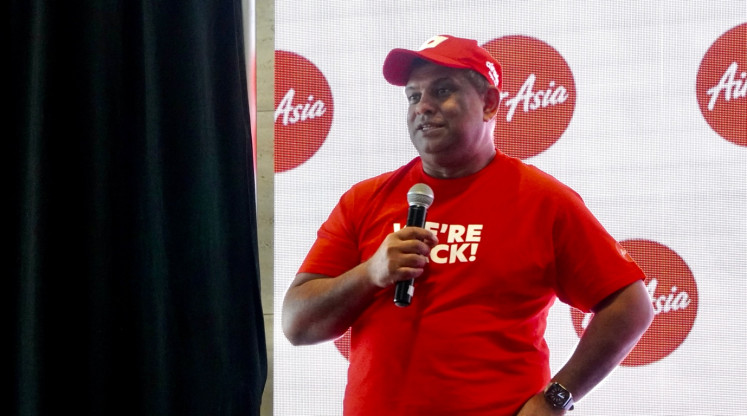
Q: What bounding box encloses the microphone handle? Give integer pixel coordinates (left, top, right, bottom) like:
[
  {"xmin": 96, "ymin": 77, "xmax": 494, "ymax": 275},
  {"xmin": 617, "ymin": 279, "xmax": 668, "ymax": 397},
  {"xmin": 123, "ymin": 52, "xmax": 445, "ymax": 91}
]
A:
[
  {"xmin": 394, "ymin": 205, "xmax": 428, "ymax": 307},
  {"xmin": 405, "ymin": 204, "xmax": 428, "ymax": 228}
]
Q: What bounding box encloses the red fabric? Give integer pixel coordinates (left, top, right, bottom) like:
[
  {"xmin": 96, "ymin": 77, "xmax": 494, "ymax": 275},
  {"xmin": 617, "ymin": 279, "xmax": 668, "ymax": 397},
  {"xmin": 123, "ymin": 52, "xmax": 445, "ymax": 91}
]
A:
[
  {"xmin": 299, "ymin": 151, "xmax": 645, "ymax": 415},
  {"xmin": 382, "ymin": 34, "xmax": 503, "ymax": 90}
]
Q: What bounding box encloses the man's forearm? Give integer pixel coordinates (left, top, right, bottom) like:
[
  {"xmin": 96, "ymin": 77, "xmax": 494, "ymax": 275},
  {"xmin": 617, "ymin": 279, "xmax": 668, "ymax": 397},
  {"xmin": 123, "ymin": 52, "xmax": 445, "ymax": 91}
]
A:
[
  {"xmin": 283, "ymin": 227, "xmax": 437, "ymax": 345},
  {"xmin": 552, "ymin": 280, "xmax": 653, "ymax": 401},
  {"xmin": 282, "ymin": 264, "xmax": 380, "ymax": 345}
]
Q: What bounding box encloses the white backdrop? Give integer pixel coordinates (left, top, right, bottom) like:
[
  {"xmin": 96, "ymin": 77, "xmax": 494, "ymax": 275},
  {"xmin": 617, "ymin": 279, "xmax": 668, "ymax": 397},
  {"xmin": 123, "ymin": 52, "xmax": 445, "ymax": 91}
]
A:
[{"xmin": 274, "ymin": 2, "xmax": 747, "ymax": 415}]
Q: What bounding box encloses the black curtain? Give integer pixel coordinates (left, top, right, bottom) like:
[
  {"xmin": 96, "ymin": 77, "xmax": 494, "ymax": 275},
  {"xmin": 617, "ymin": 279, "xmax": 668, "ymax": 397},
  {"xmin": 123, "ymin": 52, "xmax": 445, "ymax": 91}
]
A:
[{"xmin": 10, "ymin": 1, "xmax": 267, "ymax": 415}]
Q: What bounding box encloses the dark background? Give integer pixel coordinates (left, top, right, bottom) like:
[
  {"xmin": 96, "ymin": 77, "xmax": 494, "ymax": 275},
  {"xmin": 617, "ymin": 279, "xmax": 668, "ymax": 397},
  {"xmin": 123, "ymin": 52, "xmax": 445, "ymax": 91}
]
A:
[{"xmin": 10, "ymin": 1, "xmax": 267, "ymax": 415}]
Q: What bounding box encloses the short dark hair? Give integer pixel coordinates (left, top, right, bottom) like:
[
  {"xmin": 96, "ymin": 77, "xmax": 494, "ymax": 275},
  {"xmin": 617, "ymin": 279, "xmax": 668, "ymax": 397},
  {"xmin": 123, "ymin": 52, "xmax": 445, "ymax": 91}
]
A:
[{"xmin": 464, "ymin": 69, "xmax": 490, "ymax": 95}]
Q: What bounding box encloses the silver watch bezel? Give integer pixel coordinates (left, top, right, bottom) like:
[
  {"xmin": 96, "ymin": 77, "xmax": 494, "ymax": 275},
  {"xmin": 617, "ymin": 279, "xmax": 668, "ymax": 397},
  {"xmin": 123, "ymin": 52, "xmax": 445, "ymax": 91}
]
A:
[{"xmin": 544, "ymin": 381, "xmax": 575, "ymax": 411}]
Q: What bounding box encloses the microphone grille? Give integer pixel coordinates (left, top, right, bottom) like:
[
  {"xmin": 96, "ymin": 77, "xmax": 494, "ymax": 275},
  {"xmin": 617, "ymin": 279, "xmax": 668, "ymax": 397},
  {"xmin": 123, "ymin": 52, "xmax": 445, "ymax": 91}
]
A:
[{"xmin": 407, "ymin": 183, "xmax": 434, "ymax": 208}]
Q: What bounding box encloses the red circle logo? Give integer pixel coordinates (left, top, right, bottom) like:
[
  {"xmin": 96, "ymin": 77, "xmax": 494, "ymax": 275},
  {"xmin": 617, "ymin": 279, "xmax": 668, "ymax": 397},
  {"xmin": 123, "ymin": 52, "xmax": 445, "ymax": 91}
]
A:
[
  {"xmin": 274, "ymin": 50, "xmax": 334, "ymax": 173},
  {"xmin": 696, "ymin": 23, "xmax": 747, "ymax": 147},
  {"xmin": 482, "ymin": 36, "xmax": 576, "ymax": 160},
  {"xmin": 571, "ymin": 239, "xmax": 699, "ymax": 366}
]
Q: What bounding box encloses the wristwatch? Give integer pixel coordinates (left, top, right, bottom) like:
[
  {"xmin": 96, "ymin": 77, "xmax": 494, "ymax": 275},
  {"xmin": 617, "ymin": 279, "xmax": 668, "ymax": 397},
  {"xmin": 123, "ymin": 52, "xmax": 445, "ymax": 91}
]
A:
[{"xmin": 544, "ymin": 381, "xmax": 574, "ymax": 411}]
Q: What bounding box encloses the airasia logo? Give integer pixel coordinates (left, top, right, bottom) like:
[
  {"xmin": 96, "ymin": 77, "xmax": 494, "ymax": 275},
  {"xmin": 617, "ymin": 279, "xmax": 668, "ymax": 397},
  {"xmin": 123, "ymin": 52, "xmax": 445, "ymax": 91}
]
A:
[
  {"xmin": 696, "ymin": 23, "xmax": 746, "ymax": 147},
  {"xmin": 571, "ymin": 239, "xmax": 699, "ymax": 366},
  {"xmin": 276, "ymin": 89, "xmax": 327, "ymax": 126},
  {"xmin": 482, "ymin": 36, "xmax": 576, "ymax": 160},
  {"xmin": 274, "ymin": 50, "xmax": 334, "ymax": 173}
]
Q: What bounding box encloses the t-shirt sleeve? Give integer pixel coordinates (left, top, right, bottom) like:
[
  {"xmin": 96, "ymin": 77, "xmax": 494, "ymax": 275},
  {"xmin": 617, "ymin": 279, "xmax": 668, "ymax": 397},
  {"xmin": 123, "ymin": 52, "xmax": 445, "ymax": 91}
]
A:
[
  {"xmin": 298, "ymin": 188, "xmax": 362, "ymax": 278},
  {"xmin": 551, "ymin": 189, "xmax": 646, "ymax": 313}
]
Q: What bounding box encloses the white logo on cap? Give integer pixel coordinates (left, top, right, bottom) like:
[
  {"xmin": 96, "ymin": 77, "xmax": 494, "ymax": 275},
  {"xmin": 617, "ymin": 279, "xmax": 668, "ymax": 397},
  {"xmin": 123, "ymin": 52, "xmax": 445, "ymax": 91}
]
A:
[
  {"xmin": 419, "ymin": 35, "xmax": 449, "ymax": 51},
  {"xmin": 485, "ymin": 61, "xmax": 500, "ymax": 87}
]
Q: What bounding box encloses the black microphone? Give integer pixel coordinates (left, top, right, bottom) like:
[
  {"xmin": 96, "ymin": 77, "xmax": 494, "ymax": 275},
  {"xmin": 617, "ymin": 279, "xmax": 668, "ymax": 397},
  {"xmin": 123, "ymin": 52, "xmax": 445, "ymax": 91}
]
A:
[{"xmin": 394, "ymin": 183, "xmax": 434, "ymax": 307}]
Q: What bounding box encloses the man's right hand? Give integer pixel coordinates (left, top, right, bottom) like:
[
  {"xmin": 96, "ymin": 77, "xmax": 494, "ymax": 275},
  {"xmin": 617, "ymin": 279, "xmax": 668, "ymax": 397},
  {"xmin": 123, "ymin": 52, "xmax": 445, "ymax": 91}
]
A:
[{"xmin": 365, "ymin": 227, "xmax": 439, "ymax": 288}]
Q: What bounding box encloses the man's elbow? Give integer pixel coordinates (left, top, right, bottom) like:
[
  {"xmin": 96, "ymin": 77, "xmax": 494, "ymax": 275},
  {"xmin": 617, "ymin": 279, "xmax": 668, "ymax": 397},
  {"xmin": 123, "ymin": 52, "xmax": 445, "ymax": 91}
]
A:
[
  {"xmin": 638, "ymin": 291, "xmax": 655, "ymax": 333},
  {"xmin": 596, "ymin": 280, "xmax": 654, "ymax": 337},
  {"xmin": 281, "ymin": 304, "xmax": 309, "ymax": 346},
  {"xmin": 283, "ymin": 326, "xmax": 307, "ymax": 347},
  {"xmin": 283, "ymin": 310, "xmax": 345, "ymax": 346},
  {"xmin": 626, "ymin": 280, "xmax": 655, "ymax": 337}
]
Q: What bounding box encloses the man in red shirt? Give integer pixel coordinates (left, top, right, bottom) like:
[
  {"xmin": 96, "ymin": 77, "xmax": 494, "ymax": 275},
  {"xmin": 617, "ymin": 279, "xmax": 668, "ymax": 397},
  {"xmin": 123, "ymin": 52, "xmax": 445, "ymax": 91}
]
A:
[{"xmin": 283, "ymin": 34, "xmax": 653, "ymax": 415}]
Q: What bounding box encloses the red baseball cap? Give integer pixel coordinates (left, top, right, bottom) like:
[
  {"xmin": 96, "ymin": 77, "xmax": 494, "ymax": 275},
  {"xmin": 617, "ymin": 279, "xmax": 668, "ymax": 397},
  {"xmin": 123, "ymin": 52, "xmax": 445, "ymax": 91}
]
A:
[{"xmin": 383, "ymin": 34, "xmax": 503, "ymax": 91}]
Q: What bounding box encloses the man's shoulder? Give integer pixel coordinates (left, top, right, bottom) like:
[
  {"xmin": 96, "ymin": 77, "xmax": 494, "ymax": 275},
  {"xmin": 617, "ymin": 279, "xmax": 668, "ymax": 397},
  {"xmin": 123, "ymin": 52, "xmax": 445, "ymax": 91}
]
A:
[
  {"xmin": 494, "ymin": 152, "xmax": 581, "ymax": 201},
  {"xmin": 347, "ymin": 157, "xmax": 422, "ymax": 195}
]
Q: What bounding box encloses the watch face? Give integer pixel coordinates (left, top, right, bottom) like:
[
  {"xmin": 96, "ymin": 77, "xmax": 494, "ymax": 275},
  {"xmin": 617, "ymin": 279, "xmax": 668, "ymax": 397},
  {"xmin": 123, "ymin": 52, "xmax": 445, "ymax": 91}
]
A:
[{"xmin": 545, "ymin": 383, "xmax": 572, "ymax": 409}]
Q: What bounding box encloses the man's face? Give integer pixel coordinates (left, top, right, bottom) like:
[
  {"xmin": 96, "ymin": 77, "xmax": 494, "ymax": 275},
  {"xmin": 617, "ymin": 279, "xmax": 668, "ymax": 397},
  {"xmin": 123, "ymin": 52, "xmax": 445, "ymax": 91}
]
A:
[{"xmin": 405, "ymin": 62, "xmax": 492, "ymax": 171}]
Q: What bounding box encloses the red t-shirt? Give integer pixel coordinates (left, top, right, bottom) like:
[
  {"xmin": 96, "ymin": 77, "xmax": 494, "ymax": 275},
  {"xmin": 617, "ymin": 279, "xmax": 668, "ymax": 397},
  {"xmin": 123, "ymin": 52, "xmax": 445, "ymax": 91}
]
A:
[{"xmin": 299, "ymin": 152, "xmax": 645, "ymax": 415}]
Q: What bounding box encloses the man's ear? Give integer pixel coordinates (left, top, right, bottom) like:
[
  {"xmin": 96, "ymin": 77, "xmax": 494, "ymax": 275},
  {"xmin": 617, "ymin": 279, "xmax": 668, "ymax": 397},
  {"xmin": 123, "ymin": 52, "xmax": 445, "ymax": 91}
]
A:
[{"xmin": 483, "ymin": 86, "xmax": 501, "ymax": 121}]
